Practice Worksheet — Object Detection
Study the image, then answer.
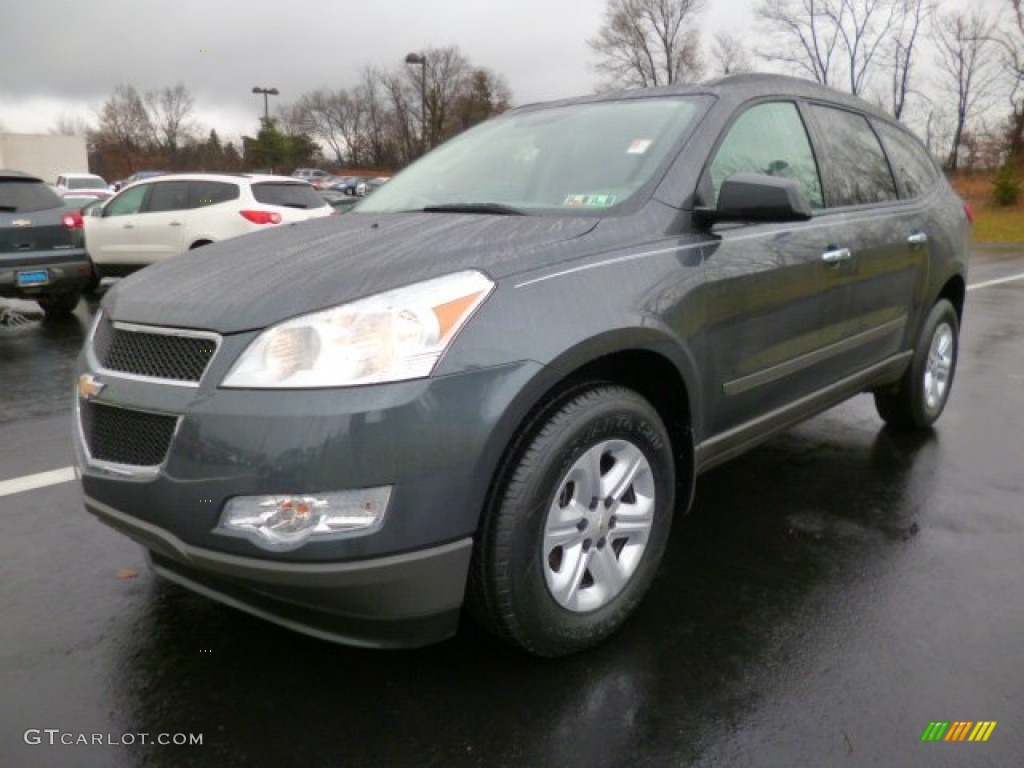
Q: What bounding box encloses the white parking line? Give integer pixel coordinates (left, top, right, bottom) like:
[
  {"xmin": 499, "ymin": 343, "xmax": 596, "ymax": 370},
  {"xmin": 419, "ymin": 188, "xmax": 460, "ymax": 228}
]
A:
[
  {"xmin": 967, "ymin": 271, "xmax": 1024, "ymax": 291},
  {"xmin": 0, "ymin": 268, "xmax": 1021, "ymax": 500},
  {"xmin": 0, "ymin": 467, "xmax": 77, "ymax": 498}
]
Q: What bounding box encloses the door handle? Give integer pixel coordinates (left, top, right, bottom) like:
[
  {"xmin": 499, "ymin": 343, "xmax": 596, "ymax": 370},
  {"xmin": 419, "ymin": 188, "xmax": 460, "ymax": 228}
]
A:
[
  {"xmin": 122, "ymin": 223, "xmax": 135, "ymax": 229},
  {"xmin": 822, "ymin": 247, "xmax": 852, "ymax": 264},
  {"xmin": 908, "ymin": 232, "xmax": 928, "ymax": 245},
  {"xmin": 169, "ymin": 221, "xmax": 182, "ymax": 226}
]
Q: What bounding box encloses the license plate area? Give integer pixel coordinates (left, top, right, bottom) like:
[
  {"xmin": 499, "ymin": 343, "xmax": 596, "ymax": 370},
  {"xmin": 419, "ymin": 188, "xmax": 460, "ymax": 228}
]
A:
[{"xmin": 16, "ymin": 269, "xmax": 50, "ymax": 287}]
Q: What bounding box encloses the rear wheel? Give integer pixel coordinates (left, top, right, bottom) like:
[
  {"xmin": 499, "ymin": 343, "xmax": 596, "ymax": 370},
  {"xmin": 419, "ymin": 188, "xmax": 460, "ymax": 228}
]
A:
[
  {"xmin": 37, "ymin": 291, "xmax": 81, "ymax": 319},
  {"xmin": 875, "ymin": 298, "xmax": 959, "ymax": 429},
  {"xmin": 469, "ymin": 384, "xmax": 675, "ymax": 656}
]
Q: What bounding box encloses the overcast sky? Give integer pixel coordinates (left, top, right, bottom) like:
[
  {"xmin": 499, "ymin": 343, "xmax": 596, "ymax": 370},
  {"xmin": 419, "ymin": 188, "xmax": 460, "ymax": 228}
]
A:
[
  {"xmin": 1, "ymin": 0, "xmax": 756, "ymax": 141},
  {"xmin": 2, "ymin": 0, "xmax": 1009, "ymax": 146}
]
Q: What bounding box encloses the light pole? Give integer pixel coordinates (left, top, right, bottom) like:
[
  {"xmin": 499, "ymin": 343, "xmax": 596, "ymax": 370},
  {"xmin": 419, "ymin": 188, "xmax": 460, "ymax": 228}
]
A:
[
  {"xmin": 404, "ymin": 53, "xmax": 427, "ymax": 155},
  {"xmin": 251, "ymin": 86, "xmax": 279, "ymax": 128}
]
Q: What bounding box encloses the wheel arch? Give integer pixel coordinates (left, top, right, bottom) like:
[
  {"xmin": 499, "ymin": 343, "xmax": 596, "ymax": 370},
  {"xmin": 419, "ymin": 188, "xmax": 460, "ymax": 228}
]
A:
[
  {"xmin": 936, "ymin": 272, "xmax": 966, "ymax": 324},
  {"xmin": 478, "ymin": 341, "xmax": 699, "ymax": 538}
]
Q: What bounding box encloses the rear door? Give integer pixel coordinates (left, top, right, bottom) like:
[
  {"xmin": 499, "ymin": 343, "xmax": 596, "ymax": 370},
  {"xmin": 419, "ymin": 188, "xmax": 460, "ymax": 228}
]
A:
[
  {"xmin": 802, "ymin": 104, "xmax": 925, "ymax": 374},
  {"xmin": 134, "ymin": 180, "xmax": 190, "ymax": 262}
]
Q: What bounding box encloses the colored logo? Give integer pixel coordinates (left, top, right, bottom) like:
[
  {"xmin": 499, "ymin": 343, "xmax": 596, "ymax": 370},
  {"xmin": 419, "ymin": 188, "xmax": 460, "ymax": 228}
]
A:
[
  {"xmin": 921, "ymin": 721, "xmax": 997, "ymax": 742},
  {"xmin": 77, "ymin": 373, "xmax": 106, "ymax": 401}
]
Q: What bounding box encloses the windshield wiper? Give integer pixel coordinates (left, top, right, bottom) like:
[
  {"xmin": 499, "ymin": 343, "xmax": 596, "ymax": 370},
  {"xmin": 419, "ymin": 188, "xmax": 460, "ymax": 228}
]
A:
[{"xmin": 421, "ymin": 203, "xmax": 525, "ymax": 216}]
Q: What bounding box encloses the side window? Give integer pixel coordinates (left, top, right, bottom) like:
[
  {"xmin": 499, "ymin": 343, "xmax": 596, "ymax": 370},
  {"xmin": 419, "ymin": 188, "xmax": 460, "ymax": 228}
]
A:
[
  {"xmin": 710, "ymin": 102, "xmax": 824, "ymax": 209},
  {"xmin": 188, "ymin": 181, "xmax": 239, "ymax": 208},
  {"xmin": 145, "ymin": 181, "xmax": 190, "ymax": 213},
  {"xmin": 104, "ymin": 184, "xmax": 148, "ymax": 217},
  {"xmin": 873, "ymin": 121, "xmax": 939, "ymax": 199},
  {"xmin": 807, "ymin": 105, "xmax": 898, "ymax": 206}
]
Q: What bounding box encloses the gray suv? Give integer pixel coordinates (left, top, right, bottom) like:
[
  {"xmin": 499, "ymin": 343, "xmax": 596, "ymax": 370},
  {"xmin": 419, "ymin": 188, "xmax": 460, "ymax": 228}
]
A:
[{"xmin": 74, "ymin": 75, "xmax": 969, "ymax": 656}]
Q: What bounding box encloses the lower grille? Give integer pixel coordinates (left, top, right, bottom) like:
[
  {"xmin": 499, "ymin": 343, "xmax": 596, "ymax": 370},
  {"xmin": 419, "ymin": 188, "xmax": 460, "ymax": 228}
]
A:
[{"xmin": 81, "ymin": 402, "xmax": 178, "ymax": 467}]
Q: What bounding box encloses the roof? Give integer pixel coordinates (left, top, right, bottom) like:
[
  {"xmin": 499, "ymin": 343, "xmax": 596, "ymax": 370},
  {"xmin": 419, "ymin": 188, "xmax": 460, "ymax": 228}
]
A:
[
  {"xmin": 510, "ymin": 72, "xmax": 896, "ymax": 126},
  {"xmin": 120, "ymin": 172, "xmax": 313, "ymax": 186},
  {"xmin": 0, "ymin": 169, "xmax": 43, "ymax": 182}
]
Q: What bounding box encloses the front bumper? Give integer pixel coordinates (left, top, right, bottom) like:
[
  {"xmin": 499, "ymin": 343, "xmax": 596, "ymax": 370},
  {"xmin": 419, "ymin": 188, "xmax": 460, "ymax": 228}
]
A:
[
  {"xmin": 75, "ymin": 334, "xmax": 549, "ymax": 647},
  {"xmin": 85, "ymin": 494, "xmax": 472, "ymax": 648}
]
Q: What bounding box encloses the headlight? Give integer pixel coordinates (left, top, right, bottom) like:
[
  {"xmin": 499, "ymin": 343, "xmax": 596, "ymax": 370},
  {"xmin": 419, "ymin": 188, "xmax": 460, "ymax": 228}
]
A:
[{"xmin": 222, "ymin": 270, "xmax": 494, "ymax": 388}]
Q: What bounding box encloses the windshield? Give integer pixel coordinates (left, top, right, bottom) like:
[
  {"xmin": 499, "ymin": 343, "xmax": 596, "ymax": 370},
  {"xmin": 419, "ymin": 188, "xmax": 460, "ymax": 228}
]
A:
[
  {"xmin": 359, "ymin": 96, "xmax": 707, "ymax": 215},
  {"xmin": 69, "ymin": 176, "xmax": 107, "ymax": 190}
]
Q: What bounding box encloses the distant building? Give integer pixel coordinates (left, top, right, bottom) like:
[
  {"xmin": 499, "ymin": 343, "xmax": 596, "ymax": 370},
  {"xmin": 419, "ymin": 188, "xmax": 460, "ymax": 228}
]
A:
[{"xmin": 0, "ymin": 133, "xmax": 89, "ymax": 183}]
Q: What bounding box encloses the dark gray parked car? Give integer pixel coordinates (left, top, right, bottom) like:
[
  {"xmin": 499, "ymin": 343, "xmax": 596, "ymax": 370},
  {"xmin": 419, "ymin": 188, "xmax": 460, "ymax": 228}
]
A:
[
  {"xmin": 2, "ymin": 169, "xmax": 93, "ymax": 317},
  {"xmin": 74, "ymin": 75, "xmax": 969, "ymax": 655}
]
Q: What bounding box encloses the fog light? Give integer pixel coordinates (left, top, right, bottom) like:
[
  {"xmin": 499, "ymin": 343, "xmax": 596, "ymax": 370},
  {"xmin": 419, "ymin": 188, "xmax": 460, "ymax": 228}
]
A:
[{"xmin": 216, "ymin": 487, "xmax": 391, "ymax": 551}]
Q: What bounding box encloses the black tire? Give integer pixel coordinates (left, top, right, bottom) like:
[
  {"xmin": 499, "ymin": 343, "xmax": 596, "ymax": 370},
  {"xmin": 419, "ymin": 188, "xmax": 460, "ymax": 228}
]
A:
[
  {"xmin": 37, "ymin": 291, "xmax": 81, "ymax": 319},
  {"xmin": 469, "ymin": 384, "xmax": 675, "ymax": 656},
  {"xmin": 874, "ymin": 298, "xmax": 959, "ymax": 430},
  {"xmin": 83, "ymin": 266, "xmax": 101, "ymax": 296}
]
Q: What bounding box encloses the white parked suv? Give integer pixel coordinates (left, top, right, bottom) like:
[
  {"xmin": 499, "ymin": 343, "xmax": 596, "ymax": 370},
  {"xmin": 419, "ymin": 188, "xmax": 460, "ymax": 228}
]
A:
[
  {"xmin": 55, "ymin": 172, "xmax": 110, "ymax": 193},
  {"xmin": 84, "ymin": 173, "xmax": 333, "ymax": 277}
]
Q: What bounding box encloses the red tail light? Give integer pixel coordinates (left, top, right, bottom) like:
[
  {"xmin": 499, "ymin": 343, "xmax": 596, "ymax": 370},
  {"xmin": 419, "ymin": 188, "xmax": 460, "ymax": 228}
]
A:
[
  {"xmin": 62, "ymin": 212, "xmax": 83, "ymax": 229},
  {"xmin": 963, "ymin": 204, "xmax": 974, "ymax": 226},
  {"xmin": 240, "ymin": 210, "xmax": 283, "ymax": 225}
]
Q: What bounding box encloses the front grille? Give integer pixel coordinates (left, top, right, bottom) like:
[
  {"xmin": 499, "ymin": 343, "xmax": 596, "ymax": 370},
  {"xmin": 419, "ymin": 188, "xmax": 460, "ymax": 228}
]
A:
[
  {"xmin": 93, "ymin": 315, "xmax": 218, "ymax": 384},
  {"xmin": 81, "ymin": 401, "xmax": 178, "ymax": 467}
]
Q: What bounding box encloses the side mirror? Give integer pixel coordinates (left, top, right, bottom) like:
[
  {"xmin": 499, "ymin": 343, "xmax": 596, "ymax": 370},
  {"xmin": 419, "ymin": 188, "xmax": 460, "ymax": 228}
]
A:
[{"xmin": 696, "ymin": 173, "xmax": 813, "ymax": 228}]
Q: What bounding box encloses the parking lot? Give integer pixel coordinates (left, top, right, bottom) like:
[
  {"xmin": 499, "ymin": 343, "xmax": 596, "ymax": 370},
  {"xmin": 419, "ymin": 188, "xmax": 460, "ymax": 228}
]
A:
[{"xmin": 1, "ymin": 246, "xmax": 1022, "ymax": 768}]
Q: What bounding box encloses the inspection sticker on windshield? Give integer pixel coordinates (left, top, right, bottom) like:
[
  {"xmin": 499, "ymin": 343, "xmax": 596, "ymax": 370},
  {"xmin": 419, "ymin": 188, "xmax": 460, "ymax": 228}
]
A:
[
  {"xmin": 563, "ymin": 194, "xmax": 618, "ymax": 207},
  {"xmin": 627, "ymin": 139, "xmax": 652, "ymax": 154}
]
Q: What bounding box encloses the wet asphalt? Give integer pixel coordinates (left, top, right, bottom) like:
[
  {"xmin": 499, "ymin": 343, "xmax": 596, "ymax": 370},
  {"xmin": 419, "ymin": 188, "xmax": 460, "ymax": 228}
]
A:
[{"xmin": 1, "ymin": 249, "xmax": 1022, "ymax": 768}]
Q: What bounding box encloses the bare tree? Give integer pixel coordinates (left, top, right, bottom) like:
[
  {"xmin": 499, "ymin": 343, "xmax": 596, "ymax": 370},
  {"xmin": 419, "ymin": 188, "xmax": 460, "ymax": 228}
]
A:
[
  {"xmin": 709, "ymin": 32, "xmax": 753, "ymax": 76},
  {"xmin": 757, "ymin": 0, "xmax": 902, "ymax": 97},
  {"xmin": 94, "ymin": 85, "xmax": 152, "ymax": 153},
  {"xmin": 589, "ymin": 0, "xmax": 706, "ymax": 88},
  {"xmin": 296, "ymin": 89, "xmax": 366, "ymax": 166},
  {"xmin": 888, "ymin": 0, "xmax": 932, "ymax": 120},
  {"xmin": 997, "ymin": 0, "xmax": 1024, "ymax": 159},
  {"xmin": 357, "ymin": 67, "xmax": 396, "ymax": 169},
  {"xmin": 145, "ymin": 84, "xmax": 196, "ymax": 156},
  {"xmin": 932, "ymin": 9, "xmax": 1000, "ymax": 170},
  {"xmin": 50, "ymin": 114, "xmax": 92, "ymax": 136}
]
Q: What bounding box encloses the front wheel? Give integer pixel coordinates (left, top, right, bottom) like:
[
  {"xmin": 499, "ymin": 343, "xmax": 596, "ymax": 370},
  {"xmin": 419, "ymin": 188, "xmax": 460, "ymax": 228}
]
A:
[
  {"xmin": 469, "ymin": 385, "xmax": 675, "ymax": 656},
  {"xmin": 875, "ymin": 298, "xmax": 959, "ymax": 429}
]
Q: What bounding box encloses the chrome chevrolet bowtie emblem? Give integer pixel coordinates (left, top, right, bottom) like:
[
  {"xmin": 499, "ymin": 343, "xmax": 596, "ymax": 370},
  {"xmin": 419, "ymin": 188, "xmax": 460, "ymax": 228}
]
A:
[{"xmin": 77, "ymin": 373, "xmax": 105, "ymax": 400}]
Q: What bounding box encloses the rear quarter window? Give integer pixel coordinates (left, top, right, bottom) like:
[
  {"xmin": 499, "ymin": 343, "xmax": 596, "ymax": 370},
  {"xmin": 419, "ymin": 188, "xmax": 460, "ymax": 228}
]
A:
[
  {"xmin": 0, "ymin": 179, "xmax": 64, "ymax": 212},
  {"xmin": 873, "ymin": 121, "xmax": 940, "ymax": 199},
  {"xmin": 252, "ymin": 183, "xmax": 326, "ymax": 209}
]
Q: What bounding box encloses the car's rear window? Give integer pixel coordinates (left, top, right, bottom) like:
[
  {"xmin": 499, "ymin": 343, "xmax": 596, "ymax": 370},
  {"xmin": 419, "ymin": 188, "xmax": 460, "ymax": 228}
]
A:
[
  {"xmin": 0, "ymin": 179, "xmax": 64, "ymax": 212},
  {"xmin": 252, "ymin": 182, "xmax": 327, "ymax": 209},
  {"xmin": 68, "ymin": 177, "xmax": 107, "ymax": 190}
]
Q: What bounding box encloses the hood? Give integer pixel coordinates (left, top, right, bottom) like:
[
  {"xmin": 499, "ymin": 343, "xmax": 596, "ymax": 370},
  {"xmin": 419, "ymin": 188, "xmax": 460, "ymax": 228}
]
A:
[{"xmin": 103, "ymin": 212, "xmax": 598, "ymax": 333}]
